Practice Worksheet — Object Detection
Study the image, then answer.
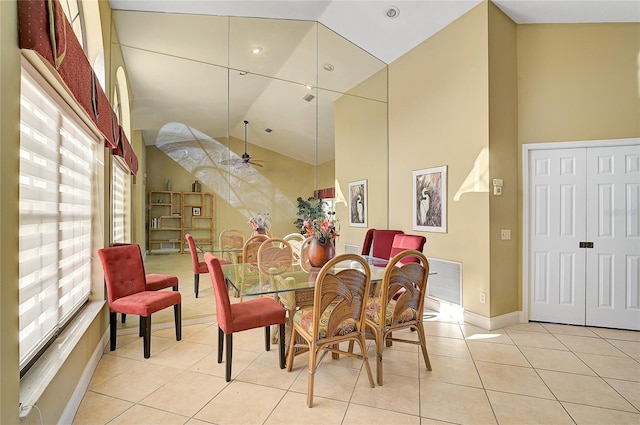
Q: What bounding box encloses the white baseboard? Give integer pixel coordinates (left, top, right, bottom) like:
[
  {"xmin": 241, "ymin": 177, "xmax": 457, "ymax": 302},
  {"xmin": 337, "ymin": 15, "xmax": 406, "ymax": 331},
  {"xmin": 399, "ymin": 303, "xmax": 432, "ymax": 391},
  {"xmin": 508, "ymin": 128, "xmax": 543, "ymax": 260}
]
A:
[
  {"xmin": 425, "ymin": 297, "xmax": 523, "ymax": 330},
  {"xmin": 59, "ymin": 329, "xmax": 109, "ymax": 425}
]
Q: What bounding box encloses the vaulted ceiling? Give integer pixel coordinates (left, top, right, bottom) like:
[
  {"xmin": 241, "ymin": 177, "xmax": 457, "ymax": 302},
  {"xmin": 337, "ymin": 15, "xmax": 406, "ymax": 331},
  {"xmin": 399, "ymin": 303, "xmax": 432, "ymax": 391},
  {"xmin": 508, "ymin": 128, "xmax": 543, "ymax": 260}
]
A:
[{"xmin": 108, "ymin": 1, "xmax": 639, "ymax": 164}]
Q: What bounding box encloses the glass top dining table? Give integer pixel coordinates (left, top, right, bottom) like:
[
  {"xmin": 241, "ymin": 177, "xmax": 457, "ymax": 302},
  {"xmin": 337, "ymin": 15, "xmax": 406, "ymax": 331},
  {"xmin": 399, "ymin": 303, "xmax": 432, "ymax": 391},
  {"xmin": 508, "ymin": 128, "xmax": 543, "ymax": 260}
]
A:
[{"xmin": 220, "ymin": 255, "xmax": 391, "ymax": 297}]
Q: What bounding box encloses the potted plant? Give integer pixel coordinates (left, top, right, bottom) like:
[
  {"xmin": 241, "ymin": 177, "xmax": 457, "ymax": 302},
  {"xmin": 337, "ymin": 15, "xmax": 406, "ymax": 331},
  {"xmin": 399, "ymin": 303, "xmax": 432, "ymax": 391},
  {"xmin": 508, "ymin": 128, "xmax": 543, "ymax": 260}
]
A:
[{"xmin": 293, "ymin": 196, "xmax": 327, "ymax": 235}]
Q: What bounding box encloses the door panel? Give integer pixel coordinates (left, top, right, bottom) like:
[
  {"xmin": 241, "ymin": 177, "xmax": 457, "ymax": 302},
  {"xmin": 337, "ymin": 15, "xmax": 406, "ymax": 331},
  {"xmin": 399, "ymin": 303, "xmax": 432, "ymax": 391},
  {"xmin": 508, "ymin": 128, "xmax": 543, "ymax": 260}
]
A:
[
  {"xmin": 529, "ymin": 148, "xmax": 587, "ymax": 325},
  {"xmin": 586, "ymin": 145, "xmax": 640, "ymax": 330}
]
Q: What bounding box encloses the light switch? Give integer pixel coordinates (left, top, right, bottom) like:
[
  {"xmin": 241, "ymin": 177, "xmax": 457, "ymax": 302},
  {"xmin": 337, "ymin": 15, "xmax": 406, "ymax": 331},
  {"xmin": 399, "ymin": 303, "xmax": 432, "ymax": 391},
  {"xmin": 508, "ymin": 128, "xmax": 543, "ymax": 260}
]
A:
[{"xmin": 501, "ymin": 229, "xmax": 511, "ymax": 240}]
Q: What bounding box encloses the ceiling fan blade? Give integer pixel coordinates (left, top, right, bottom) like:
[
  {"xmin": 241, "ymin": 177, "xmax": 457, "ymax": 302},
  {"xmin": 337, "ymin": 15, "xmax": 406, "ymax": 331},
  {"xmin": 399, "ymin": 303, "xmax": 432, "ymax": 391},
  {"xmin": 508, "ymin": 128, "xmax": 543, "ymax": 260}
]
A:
[
  {"xmin": 218, "ymin": 158, "xmax": 242, "ymax": 166},
  {"xmin": 249, "ymin": 160, "xmax": 263, "ymax": 167}
]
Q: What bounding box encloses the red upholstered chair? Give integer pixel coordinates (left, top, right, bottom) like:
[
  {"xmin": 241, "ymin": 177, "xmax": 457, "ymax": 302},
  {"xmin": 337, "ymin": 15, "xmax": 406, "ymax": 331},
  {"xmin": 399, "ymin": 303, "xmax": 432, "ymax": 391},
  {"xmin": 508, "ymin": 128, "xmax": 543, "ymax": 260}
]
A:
[
  {"xmin": 98, "ymin": 245, "xmax": 182, "ymax": 358},
  {"xmin": 389, "ymin": 234, "xmax": 427, "ymax": 264},
  {"xmin": 204, "ymin": 253, "xmax": 286, "ymax": 382},
  {"xmin": 112, "ymin": 243, "xmax": 178, "ymax": 323},
  {"xmin": 186, "ymin": 233, "xmax": 226, "ymax": 298},
  {"xmin": 361, "ymin": 229, "xmax": 404, "ymax": 260}
]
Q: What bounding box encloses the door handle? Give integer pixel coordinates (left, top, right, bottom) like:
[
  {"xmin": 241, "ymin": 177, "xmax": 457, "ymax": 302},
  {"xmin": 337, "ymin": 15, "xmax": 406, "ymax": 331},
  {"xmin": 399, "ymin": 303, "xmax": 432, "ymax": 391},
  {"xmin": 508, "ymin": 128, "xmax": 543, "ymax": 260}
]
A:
[{"xmin": 579, "ymin": 242, "xmax": 594, "ymax": 248}]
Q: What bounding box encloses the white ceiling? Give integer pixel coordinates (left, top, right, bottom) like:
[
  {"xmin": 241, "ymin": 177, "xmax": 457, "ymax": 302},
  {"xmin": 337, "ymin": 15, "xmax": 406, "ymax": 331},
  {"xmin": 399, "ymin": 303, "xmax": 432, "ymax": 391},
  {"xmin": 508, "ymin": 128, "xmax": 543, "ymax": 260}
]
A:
[
  {"xmin": 110, "ymin": 0, "xmax": 640, "ymax": 64},
  {"xmin": 108, "ymin": 0, "xmax": 639, "ymax": 164}
]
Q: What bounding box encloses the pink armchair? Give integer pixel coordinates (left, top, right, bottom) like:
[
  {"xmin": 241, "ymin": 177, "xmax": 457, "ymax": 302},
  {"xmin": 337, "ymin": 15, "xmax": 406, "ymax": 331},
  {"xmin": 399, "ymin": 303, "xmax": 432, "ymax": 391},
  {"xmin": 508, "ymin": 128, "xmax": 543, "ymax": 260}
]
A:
[
  {"xmin": 389, "ymin": 234, "xmax": 427, "ymax": 263},
  {"xmin": 112, "ymin": 243, "xmax": 178, "ymax": 323},
  {"xmin": 98, "ymin": 244, "xmax": 182, "ymax": 358},
  {"xmin": 186, "ymin": 233, "xmax": 226, "ymax": 298},
  {"xmin": 204, "ymin": 253, "xmax": 286, "ymax": 381}
]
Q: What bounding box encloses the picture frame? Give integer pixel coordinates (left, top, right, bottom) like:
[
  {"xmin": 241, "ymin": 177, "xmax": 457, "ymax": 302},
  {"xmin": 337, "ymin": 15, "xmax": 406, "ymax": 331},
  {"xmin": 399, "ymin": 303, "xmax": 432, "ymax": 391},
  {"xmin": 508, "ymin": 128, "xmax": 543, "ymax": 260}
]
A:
[
  {"xmin": 348, "ymin": 179, "xmax": 367, "ymax": 227},
  {"xmin": 413, "ymin": 166, "xmax": 447, "ymax": 232},
  {"xmin": 192, "ymin": 207, "xmax": 201, "ymax": 216}
]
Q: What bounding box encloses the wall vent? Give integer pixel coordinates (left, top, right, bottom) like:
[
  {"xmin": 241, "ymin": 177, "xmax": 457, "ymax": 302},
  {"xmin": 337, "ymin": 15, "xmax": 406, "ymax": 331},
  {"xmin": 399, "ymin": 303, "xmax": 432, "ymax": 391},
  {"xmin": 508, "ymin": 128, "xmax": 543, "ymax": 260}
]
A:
[
  {"xmin": 302, "ymin": 93, "xmax": 315, "ymax": 102},
  {"xmin": 344, "ymin": 244, "xmax": 360, "ymax": 254},
  {"xmin": 427, "ymin": 258, "xmax": 462, "ymax": 306}
]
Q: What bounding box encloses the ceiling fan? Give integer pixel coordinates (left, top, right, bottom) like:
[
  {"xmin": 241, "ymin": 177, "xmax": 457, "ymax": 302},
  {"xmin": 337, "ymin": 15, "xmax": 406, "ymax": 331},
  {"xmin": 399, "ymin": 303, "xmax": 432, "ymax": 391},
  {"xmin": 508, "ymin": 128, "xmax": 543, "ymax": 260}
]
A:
[{"xmin": 219, "ymin": 120, "xmax": 265, "ymax": 168}]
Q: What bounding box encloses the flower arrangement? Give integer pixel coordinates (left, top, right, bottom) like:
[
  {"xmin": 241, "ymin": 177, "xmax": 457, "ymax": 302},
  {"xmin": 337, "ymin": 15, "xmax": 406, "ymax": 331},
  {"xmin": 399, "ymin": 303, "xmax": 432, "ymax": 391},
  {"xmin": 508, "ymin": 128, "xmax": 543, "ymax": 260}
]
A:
[
  {"xmin": 248, "ymin": 212, "xmax": 271, "ymax": 231},
  {"xmin": 302, "ymin": 217, "xmax": 339, "ymax": 243}
]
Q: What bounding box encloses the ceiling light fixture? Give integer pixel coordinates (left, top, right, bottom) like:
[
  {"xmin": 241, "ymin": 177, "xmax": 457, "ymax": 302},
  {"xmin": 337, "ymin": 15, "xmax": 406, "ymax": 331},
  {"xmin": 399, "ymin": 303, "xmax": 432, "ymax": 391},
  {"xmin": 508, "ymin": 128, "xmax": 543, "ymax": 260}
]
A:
[
  {"xmin": 251, "ymin": 47, "xmax": 262, "ymax": 54},
  {"xmin": 323, "ymin": 63, "xmax": 334, "ymax": 72},
  {"xmin": 305, "ymin": 84, "xmax": 313, "ymax": 90},
  {"xmin": 384, "ymin": 5, "xmax": 399, "ymax": 19}
]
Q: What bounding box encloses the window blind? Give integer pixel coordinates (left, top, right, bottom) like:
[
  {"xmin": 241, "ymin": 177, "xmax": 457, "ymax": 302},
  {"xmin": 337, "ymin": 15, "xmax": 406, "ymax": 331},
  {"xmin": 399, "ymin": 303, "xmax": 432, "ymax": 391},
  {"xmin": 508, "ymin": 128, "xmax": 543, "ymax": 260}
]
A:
[
  {"xmin": 19, "ymin": 67, "xmax": 95, "ymax": 372},
  {"xmin": 112, "ymin": 159, "xmax": 128, "ymax": 244}
]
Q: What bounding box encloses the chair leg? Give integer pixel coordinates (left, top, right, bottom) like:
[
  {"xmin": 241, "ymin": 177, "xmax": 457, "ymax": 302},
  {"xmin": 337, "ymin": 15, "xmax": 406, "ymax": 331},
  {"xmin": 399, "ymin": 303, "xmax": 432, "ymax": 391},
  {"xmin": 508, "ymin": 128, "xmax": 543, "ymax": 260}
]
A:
[
  {"xmin": 415, "ymin": 322, "xmax": 432, "ymax": 371},
  {"xmin": 174, "ymin": 303, "xmax": 182, "ymax": 341},
  {"xmin": 194, "ymin": 274, "xmax": 200, "ymax": 298},
  {"xmin": 142, "ymin": 316, "xmax": 152, "ymax": 358},
  {"xmin": 139, "ymin": 316, "xmax": 143, "ymax": 337},
  {"xmin": 109, "ymin": 312, "xmax": 117, "ymax": 351},
  {"xmin": 225, "ymin": 332, "xmax": 233, "ymax": 382},
  {"xmin": 217, "ymin": 326, "xmax": 224, "ymax": 364},
  {"xmin": 376, "ymin": 330, "xmax": 385, "ymax": 386},
  {"xmin": 278, "ymin": 323, "xmax": 286, "ymax": 369},
  {"xmin": 358, "ymin": 334, "xmax": 375, "ymax": 388},
  {"xmin": 264, "ymin": 326, "xmax": 271, "ymax": 351},
  {"xmin": 286, "ymin": 329, "xmax": 297, "ymax": 372},
  {"xmin": 307, "ymin": 343, "xmax": 317, "ymax": 408},
  {"xmin": 121, "ymin": 313, "xmax": 127, "ymax": 323}
]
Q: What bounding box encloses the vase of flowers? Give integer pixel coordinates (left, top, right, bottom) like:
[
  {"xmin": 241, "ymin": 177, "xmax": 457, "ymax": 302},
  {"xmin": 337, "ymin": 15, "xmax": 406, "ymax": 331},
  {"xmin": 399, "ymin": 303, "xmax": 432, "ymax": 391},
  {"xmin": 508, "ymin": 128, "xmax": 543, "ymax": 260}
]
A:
[
  {"xmin": 302, "ymin": 217, "xmax": 339, "ymax": 267},
  {"xmin": 248, "ymin": 212, "xmax": 271, "ymax": 235}
]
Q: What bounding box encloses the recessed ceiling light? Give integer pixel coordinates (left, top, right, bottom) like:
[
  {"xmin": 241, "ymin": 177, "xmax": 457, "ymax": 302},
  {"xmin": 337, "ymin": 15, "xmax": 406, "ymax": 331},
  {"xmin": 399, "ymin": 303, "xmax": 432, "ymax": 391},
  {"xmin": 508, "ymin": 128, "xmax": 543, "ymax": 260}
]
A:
[
  {"xmin": 323, "ymin": 63, "xmax": 334, "ymax": 72},
  {"xmin": 265, "ymin": 128, "xmax": 273, "ymax": 133},
  {"xmin": 305, "ymin": 84, "xmax": 313, "ymax": 90},
  {"xmin": 252, "ymin": 47, "xmax": 262, "ymax": 54},
  {"xmin": 385, "ymin": 5, "xmax": 399, "ymax": 19}
]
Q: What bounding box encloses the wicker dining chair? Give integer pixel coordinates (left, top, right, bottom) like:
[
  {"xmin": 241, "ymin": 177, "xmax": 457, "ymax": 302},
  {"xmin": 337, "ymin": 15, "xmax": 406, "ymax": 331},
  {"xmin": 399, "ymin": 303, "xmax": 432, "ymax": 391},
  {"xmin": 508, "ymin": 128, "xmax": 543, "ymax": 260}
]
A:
[
  {"xmin": 219, "ymin": 228, "xmax": 245, "ymax": 263},
  {"xmin": 363, "ymin": 249, "xmax": 432, "ymax": 385},
  {"xmin": 286, "ymin": 253, "xmax": 375, "ymax": 407}
]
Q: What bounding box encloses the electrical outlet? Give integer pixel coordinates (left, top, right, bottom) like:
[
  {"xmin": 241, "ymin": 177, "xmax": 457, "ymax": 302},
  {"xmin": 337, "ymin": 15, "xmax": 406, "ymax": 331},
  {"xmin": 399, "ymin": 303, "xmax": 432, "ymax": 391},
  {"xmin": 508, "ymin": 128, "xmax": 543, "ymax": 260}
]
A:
[{"xmin": 480, "ymin": 292, "xmax": 486, "ymax": 304}]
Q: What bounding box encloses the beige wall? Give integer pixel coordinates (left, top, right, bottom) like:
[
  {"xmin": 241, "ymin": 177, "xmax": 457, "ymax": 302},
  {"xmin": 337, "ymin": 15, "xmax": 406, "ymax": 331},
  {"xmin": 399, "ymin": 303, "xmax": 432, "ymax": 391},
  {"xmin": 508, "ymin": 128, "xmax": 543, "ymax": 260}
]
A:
[
  {"xmin": 517, "ymin": 23, "xmax": 640, "ymax": 144},
  {"xmin": 388, "ymin": 3, "xmax": 491, "ymax": 316},
  {"xmin": 487, "ymin": 3, "xmax": 519, "ymax": 316},
  {"xmin": 334, "ymin": 94, "xmax": 388, "ymax": 253},
  {"xmin": 146, "ymin": 136, "xmax": 316, "ymax": 244},
  {"xmin": 0, "ymin": 0, "xmax": 21, "ymax": 423}
]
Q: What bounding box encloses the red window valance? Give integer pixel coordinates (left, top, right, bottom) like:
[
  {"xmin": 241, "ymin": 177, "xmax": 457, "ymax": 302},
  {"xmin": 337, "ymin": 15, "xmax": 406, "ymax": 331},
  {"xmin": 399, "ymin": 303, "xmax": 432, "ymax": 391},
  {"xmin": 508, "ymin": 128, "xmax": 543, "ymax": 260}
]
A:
[
  {"xmin": 113, "ymin": 126, "xmax": 138, "ymax": 175},
  {"xmin": 17, "ymin": 0, "xmax": 139, "ymax": 175}
]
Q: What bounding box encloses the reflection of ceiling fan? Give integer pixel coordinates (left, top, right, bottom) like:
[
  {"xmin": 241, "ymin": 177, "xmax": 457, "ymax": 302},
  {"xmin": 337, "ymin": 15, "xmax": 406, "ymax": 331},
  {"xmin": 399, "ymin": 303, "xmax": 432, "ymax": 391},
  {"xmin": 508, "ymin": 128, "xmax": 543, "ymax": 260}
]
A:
[{"xmin": 219, "ymin": 120, "xmax": 265, "ymax": 168}]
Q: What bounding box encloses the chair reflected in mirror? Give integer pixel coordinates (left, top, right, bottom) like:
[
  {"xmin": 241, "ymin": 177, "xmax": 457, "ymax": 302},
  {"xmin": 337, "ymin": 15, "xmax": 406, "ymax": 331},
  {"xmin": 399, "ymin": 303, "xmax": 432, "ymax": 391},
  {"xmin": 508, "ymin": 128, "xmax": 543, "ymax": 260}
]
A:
[
  {"xmin": 361, "ymin": 229, "xmax": 404, "ymax": 264},
  {"xmin": 186, "ymin": 233, "xmax": 210, "ymax": 298},
  {"xmin": 219, "ymin": 228, "xmax": 245, "ymax": 264},
  {"xmin": 282, "ymin": 232, "xmax": 305, "ymax": 265}
]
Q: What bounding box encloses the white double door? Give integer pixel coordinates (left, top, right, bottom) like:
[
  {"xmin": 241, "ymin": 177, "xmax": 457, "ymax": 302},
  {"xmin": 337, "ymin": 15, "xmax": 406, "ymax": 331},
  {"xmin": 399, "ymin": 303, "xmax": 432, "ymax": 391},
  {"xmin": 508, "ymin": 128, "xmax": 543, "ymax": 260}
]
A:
[{"xmin": 528, "ymin": 142, "xmax": 640, "ymax": 330}]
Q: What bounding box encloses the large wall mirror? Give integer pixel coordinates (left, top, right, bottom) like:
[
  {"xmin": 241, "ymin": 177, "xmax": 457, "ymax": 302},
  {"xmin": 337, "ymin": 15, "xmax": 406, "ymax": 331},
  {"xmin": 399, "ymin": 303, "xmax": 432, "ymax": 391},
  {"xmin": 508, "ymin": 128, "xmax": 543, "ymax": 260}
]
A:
[{"xmin": 111, "ymin": 11, "xmax": 388, "ymax": 249}]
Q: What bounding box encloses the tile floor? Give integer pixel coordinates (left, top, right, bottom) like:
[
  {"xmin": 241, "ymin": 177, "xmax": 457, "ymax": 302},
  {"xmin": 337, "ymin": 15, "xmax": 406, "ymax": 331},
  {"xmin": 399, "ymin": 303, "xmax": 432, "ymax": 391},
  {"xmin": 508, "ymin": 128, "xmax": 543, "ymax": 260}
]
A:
[{"xmin": 73, "ymin": 254, "xmax": 640, "ymax": 424}]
